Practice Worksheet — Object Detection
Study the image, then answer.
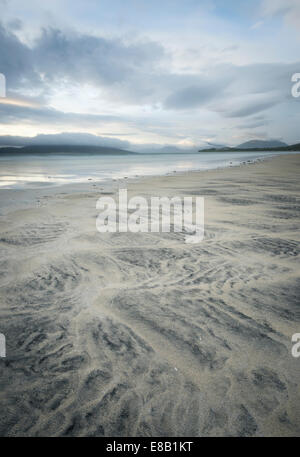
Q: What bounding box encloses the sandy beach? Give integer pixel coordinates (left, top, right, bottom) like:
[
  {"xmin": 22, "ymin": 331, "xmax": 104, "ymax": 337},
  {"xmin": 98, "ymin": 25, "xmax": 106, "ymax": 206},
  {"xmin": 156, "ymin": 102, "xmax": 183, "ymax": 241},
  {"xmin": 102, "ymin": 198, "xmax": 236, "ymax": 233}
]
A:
[{"xmin": 0, "ymin": 153, "xmax": 299, "ymax": 437}]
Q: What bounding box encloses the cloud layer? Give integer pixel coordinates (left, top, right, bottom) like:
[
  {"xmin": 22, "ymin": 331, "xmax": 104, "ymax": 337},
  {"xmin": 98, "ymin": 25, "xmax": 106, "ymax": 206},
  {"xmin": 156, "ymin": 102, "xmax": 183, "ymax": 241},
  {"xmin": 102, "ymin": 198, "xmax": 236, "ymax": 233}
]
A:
[{"xmin": 0, "ymin": 0, "xmax": 299, "ymax": 147}]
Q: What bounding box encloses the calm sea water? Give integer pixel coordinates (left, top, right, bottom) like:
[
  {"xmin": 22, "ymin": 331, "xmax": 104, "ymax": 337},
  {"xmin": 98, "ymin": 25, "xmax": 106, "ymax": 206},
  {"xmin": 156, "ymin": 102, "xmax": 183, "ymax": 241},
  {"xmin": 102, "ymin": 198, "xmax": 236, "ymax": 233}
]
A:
[{"xmin": 0, "ymin": 150, "xmax": 289, "ymax": 189}]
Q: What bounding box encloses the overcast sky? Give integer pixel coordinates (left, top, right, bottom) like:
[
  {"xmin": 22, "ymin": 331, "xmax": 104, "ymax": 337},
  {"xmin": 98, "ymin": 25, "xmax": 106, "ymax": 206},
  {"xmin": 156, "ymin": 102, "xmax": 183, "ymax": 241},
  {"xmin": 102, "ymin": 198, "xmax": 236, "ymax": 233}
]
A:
[{"xmin": 0, "ymin": 0, "xmax": 299, "ymax": 149}]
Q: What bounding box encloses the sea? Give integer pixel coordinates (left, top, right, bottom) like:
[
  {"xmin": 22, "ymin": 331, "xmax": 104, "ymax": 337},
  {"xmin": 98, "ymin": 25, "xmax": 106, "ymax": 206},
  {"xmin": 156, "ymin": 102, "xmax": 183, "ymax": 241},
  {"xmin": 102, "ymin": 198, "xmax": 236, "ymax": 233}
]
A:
[{"xmin": 0, "ymin": 150, "xmax": 294, "ymax": 189}]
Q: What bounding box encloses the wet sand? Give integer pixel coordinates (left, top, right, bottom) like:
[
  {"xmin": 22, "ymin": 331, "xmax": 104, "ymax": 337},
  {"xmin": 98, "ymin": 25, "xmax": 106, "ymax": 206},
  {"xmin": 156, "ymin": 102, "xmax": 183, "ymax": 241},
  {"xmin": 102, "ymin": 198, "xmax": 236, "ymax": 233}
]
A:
[{"xmin": 0, "ymin": 154, "xmax": 299, "ymax": 436}]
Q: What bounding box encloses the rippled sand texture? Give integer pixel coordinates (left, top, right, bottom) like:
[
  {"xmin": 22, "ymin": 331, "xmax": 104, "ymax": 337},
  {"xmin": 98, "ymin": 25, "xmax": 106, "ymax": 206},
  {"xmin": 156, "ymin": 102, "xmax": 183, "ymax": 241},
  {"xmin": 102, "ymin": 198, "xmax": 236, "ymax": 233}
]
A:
[{"xmin": 0, "ymin": 154, "xmax": 299, "ymax": 436}]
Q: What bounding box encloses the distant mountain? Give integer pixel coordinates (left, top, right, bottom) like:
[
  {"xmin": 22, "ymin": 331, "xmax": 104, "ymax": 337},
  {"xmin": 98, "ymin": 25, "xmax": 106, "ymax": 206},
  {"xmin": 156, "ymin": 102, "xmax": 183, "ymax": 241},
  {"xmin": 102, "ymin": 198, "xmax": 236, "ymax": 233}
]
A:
[
  {"xmin": 236, "ymin": 140, "xmax": 288, "ymax": 149},
  {"xmin": 198, "ymin": 146, "xmax": 231, "ymax": 152},
  {"xmin": 0, "ymin": 132, "xmax": 130, "ymax": 150},
  {"xmin": 0, "ymin": 144, "xmax": 136, "ymax": 155},
  {"xmin": 199, "ymin": 142, "xmax": 300, "ymax": 153},
  {"xmin": 203, "ymin": 142, "xmax": 227, "ymax": 149}
]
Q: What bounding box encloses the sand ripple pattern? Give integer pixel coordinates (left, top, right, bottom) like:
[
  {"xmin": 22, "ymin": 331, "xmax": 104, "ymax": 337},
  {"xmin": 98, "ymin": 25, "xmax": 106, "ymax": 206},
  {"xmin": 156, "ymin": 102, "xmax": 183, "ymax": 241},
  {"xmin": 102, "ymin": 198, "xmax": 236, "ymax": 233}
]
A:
[{"xmin": 0, "ymin": 156, "xmax": 299, "ymax": 436}]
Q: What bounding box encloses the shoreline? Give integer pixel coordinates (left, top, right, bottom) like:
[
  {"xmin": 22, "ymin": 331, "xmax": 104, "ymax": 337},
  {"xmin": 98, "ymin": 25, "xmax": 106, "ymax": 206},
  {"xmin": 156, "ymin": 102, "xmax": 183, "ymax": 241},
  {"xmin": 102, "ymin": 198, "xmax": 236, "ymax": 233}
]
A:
[
  {"xmin": 0, "ymin": 152, "xmax": 296, "ymax": 217},
  {"xmin": 0, "ymin": 154, "xmax": 299, "ymax": 436},
  {"xmin": 0, "ymin": 150, "xmax": 297, "ymax": 194}
]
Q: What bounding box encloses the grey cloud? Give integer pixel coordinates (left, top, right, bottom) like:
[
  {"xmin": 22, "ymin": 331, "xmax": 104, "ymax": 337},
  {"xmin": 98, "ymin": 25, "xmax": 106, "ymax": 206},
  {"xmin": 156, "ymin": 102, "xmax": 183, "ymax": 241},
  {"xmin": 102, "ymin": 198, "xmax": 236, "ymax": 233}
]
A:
[
  {"xmin": 237, "ymin": 121, "xmax": 267, "ymax": 129},
  {"xmin": 237, "ymin": 116, "xmax": 269, "ymax": 129},
  {"xmin": 163, "ymin": 62, "xmax": 300, "ymax": 114},
  {"xmin": 0, "ymin": 23, "xmax": 38, "ymax": 90},
  {"xmin": 1, "ymin": 20, "xmax": 300, "ymax": 133},
  {"xmin": 99, "ymin": 132, "xmax": 136, "ymax": 136},
  {"xmin": 33, "ymin": 28, "xmax": 165, "ymax": 87},
  {"xmin": 208, "ymin": 62, "xmax": 300, "ymax": 118},
  {"xmin": 226, "ymin": 62, "xmax": 297, "ymax": 97},
  {"xmin": 0, "ymin": 102, "xmax": 119, "ymax": 125},
  {"xmin": 7, "ymin": 18, "xmax": 23, "ymax": 31},
  {"xmin": 0, "ymin": 21, "xmax": 166, "ymax": 103},
  {"xmin": 227, "ymin": 99, "xmax": 279, "ymax": 118},
  {"xmin": 164, "ymin": 83, "xmax": 219, "ymax": 110}
]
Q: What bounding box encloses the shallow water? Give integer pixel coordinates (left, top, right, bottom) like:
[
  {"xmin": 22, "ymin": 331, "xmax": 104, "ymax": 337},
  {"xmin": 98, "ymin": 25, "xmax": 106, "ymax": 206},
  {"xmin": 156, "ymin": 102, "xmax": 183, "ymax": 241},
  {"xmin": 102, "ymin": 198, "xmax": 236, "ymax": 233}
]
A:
[{"xmin": 0, "ymin": 150, "xmax": 289, "ymax": 189}]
